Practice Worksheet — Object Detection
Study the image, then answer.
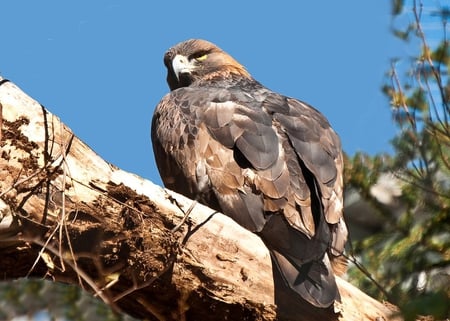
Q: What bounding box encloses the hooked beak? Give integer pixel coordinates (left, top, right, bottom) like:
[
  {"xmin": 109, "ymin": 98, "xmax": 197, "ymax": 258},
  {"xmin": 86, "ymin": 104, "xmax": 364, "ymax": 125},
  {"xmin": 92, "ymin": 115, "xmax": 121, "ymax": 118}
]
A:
[{"xmin": 172, "ymin": 54, "xmax": 193, "ymax": 80}]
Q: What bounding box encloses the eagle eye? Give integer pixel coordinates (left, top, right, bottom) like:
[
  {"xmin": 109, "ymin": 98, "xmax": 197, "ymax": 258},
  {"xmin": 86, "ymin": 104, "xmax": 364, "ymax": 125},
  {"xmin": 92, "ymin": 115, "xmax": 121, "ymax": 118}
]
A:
[
  {"xmin": 195, "ymin": 54, "xmax": 208, "ymax": 62},
  {"xmin": 190, "ymin": 51, "xmax": 209, "ymax": 62}
]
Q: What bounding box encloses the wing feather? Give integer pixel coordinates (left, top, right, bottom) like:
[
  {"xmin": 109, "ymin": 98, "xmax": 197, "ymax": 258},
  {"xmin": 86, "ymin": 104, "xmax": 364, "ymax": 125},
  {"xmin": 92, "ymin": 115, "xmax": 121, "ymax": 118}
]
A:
[
  {"xmin": 155, "ymin": 87, "xmax": 344, "ymax": 242},
  {"xmin": 153, "ymin": 39, "xmax": 348, "ymax": 308}
]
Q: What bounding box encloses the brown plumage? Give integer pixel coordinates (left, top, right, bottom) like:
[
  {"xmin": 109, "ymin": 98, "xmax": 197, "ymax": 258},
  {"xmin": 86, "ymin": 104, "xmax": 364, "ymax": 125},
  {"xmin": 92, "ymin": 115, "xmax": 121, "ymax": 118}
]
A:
[{"xmin": 151, "ymin": 39, "xmax": 348, "ymax": 308}]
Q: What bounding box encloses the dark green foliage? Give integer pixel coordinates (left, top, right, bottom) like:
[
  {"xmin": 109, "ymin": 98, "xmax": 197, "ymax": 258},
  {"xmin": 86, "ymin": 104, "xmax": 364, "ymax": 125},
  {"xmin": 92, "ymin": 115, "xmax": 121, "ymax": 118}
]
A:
[
  {"xmin": 346, "ymin": 1, "xmax": 450, "ymax": 320},
  {"xmin": 0, "ymin": 279, "xmax": 137, "ymax": 321},
  {"xmin": 392, "ymin": 0, "xmax": 405, "ymax": 16}
]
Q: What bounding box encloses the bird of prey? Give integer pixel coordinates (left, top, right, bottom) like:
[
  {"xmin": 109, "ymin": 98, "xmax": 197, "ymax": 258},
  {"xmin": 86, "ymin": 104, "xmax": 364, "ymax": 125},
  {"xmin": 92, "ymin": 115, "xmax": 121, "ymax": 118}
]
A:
[{"xmin": 151, "ymin": 39, "xmax": 348, "ymax": 308}]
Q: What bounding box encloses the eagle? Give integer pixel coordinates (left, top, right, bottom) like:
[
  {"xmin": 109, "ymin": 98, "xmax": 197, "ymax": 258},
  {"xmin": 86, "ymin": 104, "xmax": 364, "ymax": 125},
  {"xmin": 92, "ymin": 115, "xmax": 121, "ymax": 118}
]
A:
[{"xmin": 151, "ymin": 39, "xmax": 348, "ymax": 308}]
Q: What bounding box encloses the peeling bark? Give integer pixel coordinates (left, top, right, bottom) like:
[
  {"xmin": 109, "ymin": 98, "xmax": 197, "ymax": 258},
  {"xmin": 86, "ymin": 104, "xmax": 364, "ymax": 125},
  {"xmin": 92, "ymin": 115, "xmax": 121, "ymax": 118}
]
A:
[{"xmin": 0, "ymin": 77, "xmax": 402, "ymax": 321}]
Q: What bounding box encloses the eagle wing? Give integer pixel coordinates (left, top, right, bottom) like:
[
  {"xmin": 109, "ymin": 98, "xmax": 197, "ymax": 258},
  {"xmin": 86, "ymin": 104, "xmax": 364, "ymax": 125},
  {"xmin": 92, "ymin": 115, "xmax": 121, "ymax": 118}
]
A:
[{"xmin": 152, "ymin": 85, "xmax": 347, "ymax": 307}]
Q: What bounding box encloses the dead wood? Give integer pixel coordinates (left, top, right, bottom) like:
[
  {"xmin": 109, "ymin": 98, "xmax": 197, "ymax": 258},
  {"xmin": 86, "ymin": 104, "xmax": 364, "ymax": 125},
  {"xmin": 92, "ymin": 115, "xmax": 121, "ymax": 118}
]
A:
[{"xmin": 0, "ymin": 77, "xmax": 402, "ymax": 321}]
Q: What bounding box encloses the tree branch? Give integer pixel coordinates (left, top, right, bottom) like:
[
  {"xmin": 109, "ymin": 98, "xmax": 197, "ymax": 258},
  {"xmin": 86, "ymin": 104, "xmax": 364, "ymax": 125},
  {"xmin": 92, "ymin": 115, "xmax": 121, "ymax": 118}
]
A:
[{"xmin": 0, "ymin": 77, "xmax": 402, "ymax": 320}]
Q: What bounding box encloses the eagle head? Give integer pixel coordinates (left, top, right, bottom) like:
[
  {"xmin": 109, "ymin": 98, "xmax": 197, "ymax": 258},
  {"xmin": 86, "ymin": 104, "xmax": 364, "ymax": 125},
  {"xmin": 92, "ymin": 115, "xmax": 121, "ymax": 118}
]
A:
[{"xmin": 164, "ymin": 39, "xmax": 250, "ymax": 91}]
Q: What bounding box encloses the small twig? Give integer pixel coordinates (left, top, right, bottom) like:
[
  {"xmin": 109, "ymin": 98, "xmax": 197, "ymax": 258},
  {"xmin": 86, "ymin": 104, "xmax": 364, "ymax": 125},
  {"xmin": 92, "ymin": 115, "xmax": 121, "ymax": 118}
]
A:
[
  {"xmin": 171, "ymin": 198, "xmax": 198, "ymax": 233},
  {"xmin": 26, "ymin": 217, "xmax": 64, "ymax": 277},
  {"xmin": 112, "ymin": 260, "xmax": 174, "ymax": 303},
  {"xmin": 413, "ymin": 0, "xmax": 450, "ymax": 116},
  {"xmin": 0, "ymin": 166, "xmax": 45, "ymax": 198},
  {"xmin": 345, "ymin": 234, "xmax": 391, "ymax": 300},
  {"xmin": 57, "ymin": 122, "xmax": 68, "ymax": 272},
  {"xmin": 390, "ymin": 62, "xmax": 417, "ymax": 131},
  {"xmin": 28, "ymin": 237, "xmax": 114, "ymax": 307}
]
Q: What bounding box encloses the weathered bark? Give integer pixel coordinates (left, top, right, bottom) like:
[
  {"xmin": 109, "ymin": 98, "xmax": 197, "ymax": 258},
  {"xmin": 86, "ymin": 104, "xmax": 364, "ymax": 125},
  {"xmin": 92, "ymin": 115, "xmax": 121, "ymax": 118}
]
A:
[{"xmin": 0, "ymin": 77, "xmax": 402, "ymax": 321}]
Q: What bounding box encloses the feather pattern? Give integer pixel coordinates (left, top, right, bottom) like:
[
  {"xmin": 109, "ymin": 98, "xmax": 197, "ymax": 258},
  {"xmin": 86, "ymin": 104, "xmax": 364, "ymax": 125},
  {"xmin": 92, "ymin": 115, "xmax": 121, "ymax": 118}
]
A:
[{"xmin": 152, "ymin": 39, "xmax": 347, "ymax": 308}]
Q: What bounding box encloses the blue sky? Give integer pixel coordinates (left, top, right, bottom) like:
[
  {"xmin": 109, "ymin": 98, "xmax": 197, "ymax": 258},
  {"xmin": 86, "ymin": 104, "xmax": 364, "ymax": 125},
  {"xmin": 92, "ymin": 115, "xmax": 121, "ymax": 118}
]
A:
[{"xmin": 1, "ymin": 1, "xmax": 404, "ymax": 185}]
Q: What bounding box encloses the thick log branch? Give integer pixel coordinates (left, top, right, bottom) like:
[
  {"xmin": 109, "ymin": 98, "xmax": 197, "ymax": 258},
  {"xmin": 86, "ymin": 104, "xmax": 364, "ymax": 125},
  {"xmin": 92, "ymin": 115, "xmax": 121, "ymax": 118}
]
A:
[{"xmin": 0, "ymin": 77, "xmax": 402, "ymax": 320}]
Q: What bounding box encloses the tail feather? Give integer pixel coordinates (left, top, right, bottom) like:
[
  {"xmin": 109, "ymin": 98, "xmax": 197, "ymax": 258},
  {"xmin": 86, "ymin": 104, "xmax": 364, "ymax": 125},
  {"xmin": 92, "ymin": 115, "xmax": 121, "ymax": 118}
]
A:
[
  {"xmin": 270, "ymin": 249, "xmax": 339, "ymax": 308},
  {"xmin": 257, "ymin": 204, "xmax": 341, "ymax": 308}
]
